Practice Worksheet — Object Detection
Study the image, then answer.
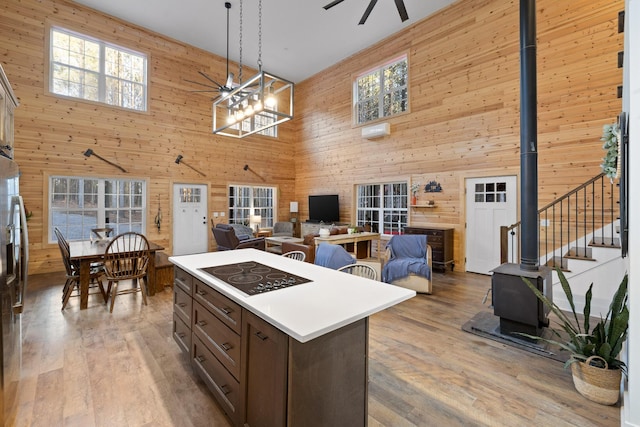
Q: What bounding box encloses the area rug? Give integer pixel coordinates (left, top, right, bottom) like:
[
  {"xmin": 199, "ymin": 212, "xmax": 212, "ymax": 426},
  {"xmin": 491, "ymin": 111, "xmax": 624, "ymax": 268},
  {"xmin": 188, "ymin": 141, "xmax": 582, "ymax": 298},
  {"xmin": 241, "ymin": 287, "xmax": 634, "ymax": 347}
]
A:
[{"xmin": 461, "ymin": 310, "xmax": 571, "ymax": 363}]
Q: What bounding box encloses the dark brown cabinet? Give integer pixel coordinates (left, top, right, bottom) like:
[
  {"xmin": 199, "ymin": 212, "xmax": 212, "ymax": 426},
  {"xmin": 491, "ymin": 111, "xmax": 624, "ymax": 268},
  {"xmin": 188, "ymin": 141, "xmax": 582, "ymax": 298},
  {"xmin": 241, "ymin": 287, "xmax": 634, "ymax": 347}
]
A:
[
  {"xmin": 404, "ymin": 226, "xmax": 454, "ymax": 272},
  {"xmin": 241, "ymin": 311, "xmax": 288, "ymax": 427},
  {"xmin": 173, "ymin": 266, "xmax": 369, "ymax": 427}
]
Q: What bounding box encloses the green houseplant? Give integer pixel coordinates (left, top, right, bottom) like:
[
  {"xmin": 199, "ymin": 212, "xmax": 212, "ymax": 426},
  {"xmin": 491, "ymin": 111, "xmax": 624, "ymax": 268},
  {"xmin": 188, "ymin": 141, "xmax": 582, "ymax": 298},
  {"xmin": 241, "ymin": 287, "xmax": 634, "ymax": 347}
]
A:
[{"xmin": 520, "ymin": 268, "xmax": 628, "ymax": 405}]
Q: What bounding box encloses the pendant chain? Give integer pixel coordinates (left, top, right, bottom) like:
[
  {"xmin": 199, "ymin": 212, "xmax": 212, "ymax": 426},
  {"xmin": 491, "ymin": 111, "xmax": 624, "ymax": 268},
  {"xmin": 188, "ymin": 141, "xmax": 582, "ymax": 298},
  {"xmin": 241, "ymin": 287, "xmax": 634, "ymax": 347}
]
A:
[
  {"xmin": 238, "ymin": 0, "xmax": 243, "ymax": 83},
  {"xmin": 257, "ymin": 0, "xmax": 262, "ymax": 69}
]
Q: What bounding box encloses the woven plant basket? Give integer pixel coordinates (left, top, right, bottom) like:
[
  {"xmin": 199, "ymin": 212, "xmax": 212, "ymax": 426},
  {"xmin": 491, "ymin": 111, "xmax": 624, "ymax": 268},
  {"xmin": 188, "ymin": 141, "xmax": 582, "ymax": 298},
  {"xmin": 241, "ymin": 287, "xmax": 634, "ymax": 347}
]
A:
[{"xmin": 570, "ymin": 356, "xmax": 622, "ymax": 405}]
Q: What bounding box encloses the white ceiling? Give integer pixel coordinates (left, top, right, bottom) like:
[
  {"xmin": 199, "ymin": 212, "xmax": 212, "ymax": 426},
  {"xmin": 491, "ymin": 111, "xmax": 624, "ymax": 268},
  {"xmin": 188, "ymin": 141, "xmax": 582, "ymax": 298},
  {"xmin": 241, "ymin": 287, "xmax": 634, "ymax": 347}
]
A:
[{"xmin": 71, "ymin": 0, "xmax": 456, "ymax": 83}]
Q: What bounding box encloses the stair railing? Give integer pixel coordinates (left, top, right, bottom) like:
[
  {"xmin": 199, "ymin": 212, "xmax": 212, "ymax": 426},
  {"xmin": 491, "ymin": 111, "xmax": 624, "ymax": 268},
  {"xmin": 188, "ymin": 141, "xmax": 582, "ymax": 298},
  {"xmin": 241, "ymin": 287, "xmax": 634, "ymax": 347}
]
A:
[{"xmin": 500, "ymin": 172, "xmax": 619, "ymax": 269}]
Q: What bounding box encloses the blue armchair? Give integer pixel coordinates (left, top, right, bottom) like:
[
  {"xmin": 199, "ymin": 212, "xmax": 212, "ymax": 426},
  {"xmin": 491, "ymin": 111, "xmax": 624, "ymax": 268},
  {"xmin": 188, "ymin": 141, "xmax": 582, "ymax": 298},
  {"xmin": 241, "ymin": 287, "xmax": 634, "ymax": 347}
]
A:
[{"xmin": 382, "ymin": 235, "xmax": 432, "ymax": 294}]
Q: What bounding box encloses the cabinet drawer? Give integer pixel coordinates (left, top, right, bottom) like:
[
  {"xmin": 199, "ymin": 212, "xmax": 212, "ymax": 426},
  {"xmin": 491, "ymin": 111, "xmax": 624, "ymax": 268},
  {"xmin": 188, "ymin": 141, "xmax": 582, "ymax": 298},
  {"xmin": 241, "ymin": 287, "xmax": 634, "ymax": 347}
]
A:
[
  {"xmin": 192, "ymin": 334, "xmax": 240, "ymax": 425},
  {"xmin": 193, "ymin": 279, "xmax": 242, "ymax": 334},
  {"xmin": 174, "ymin": 267, "xmax": 193, "ymax": 294},
  {"xmin": 174, "ymin": 285, "xmax": 192, "ymax": 325},
  {"xmin": 172, "ymin": 312, "xmax": 191, "ymax": 355},
  {"xmin": 193, "ymin": 301, "xmax": 241, "ymax": 380}
]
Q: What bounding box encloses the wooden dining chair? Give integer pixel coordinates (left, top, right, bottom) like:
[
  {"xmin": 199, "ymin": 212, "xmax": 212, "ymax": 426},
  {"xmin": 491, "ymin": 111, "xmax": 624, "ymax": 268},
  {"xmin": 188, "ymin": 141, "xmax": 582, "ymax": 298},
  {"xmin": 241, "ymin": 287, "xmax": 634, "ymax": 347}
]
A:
[
  {"xmin": 54, "ymin": 227, "xmax": 107, "ymax": 309},
  {"xmin": 337, "ymin": 263, "xmax": 378, "ymax": 281},
  {"xmin": 103, "ymin": 232, "xmax": 151, "ymax": 313},
  {"xmin": 281, "ymin": 250, "xmax": 306, "ymax": 262}
]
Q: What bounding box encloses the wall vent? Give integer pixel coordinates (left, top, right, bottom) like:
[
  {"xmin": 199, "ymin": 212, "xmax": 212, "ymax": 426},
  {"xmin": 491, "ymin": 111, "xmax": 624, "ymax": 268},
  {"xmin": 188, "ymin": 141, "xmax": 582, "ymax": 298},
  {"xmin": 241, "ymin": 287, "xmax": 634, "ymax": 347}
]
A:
[{"xmin": 361, "ymin": 122, "xmax": 390, "ymax": 139}]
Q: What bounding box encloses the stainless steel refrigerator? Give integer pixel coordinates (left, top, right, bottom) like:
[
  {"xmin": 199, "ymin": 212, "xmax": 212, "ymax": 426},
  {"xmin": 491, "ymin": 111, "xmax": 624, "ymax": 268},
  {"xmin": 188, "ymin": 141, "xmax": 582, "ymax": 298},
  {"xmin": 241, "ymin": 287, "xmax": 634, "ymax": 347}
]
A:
[{"xmin": 0, "ymin": 155, "xmax": 29, "ymax": 426}]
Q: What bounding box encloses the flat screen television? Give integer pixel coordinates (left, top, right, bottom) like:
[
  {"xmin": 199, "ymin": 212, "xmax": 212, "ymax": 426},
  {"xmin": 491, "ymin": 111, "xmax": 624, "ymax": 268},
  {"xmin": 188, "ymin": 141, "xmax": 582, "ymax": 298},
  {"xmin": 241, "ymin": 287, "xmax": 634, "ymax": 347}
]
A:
[{"xmin": 308, "ymin": 195, "xmax": 340, "ymax": 223}]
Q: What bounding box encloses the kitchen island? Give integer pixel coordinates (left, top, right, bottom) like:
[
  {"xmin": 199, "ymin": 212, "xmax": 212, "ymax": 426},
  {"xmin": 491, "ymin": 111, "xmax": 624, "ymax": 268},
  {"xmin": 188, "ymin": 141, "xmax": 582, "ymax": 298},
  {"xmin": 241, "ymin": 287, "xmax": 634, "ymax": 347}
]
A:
[{"xmin": 170, "ymin": 249, "xmax": 415, "ymax": 427}]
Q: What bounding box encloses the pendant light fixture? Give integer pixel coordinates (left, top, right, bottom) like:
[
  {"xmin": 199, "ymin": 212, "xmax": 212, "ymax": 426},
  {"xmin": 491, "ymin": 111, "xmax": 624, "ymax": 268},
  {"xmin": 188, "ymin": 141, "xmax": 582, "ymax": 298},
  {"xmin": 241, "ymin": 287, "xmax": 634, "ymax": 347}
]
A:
[{"xmin": 213, "ymin": 0, "xmax": 294, "ymax": 138}]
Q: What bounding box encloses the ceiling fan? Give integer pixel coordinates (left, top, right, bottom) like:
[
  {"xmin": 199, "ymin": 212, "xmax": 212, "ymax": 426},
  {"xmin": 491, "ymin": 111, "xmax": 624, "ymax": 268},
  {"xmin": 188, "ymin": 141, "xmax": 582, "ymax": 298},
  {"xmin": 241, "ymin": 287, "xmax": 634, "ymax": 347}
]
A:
[
  {"xmin": 323, "ymin": 0, "xmax": 409, "ymax": 25},
  {"xmin": 185, "ymin": 2, "xmax": 236, "ymax": 100}
]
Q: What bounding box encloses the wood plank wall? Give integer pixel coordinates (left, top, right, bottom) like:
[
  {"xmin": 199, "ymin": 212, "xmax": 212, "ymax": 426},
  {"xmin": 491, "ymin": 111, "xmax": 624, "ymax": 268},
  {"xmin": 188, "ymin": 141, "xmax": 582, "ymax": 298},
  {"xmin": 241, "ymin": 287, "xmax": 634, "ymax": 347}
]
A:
[
  {"xmin": 1, "ymin": 0, "xmax": 624, "ymax": 275},
  {"xmin": 1, "ymin": 0, "xmax": 296, "ymax": 273},
  {"xmin": 295, "ymin": 0, "xmax": 623, "ymax": 271}
]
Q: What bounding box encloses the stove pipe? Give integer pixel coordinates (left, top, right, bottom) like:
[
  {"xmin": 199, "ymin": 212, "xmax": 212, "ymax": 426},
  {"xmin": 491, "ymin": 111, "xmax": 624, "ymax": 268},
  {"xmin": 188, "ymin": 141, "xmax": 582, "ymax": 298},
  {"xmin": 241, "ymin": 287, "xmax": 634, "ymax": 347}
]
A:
[{"xmin": 520, "ymin": 0, "xmax": 539, "ymax": 271}]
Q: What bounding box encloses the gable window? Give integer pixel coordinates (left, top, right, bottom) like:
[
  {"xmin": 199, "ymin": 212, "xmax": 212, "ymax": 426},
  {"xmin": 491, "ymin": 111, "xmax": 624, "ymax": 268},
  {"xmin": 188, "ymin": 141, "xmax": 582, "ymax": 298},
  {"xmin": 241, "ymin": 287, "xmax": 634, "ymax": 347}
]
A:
[
  {"xmin": 49, "ymin": 176, "xmax": 146, "ymax": 242},
  {"xmin": 355, "ymin": 182, "xmax": 408, "ymax": 235},
  {"xmin": 354, "ymin": 55, "xmax": 408, "ymax": 125},
  {"xmin": 228, "ymin": 185, "xmax": 277, "ymax": 228},
  {"xmin": 49, "ymin": 27, "xmax": 148, "ymax": 111}
]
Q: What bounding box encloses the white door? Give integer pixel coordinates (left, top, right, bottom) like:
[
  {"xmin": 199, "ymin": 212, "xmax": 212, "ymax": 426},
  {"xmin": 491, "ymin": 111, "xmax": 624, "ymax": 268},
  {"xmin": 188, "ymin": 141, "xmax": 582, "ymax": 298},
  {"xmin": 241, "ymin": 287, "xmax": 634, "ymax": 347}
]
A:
[
  {"xmin": 465, "ymin": 176, "xmax": 517, "ymax": 274},
  {"xmin": 173, "ymin": 184, "xmax": 208, "ymax": 255}
]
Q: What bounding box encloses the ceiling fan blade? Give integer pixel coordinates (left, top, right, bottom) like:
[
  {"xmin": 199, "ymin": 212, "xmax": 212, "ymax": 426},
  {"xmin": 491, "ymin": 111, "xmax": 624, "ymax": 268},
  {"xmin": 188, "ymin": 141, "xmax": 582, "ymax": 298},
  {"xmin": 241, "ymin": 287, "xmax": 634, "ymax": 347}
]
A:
[
  {"xmin": 323, "ymin": 0, "xmax": 346, "ymax": 10},
  {"xmin": 198, "ymin": 71, "xmax": 224, "ymax": 88},
  {"xmin": 184, "ymin": 79, "xmax": 219, "ymax": 89},
  {"xmin": 358, "ymin": 0, "xmax": 378, "ymax": 25},
  {"xmin": 394, "ymin": 0, "xmax": 409, "ymax": 22}
]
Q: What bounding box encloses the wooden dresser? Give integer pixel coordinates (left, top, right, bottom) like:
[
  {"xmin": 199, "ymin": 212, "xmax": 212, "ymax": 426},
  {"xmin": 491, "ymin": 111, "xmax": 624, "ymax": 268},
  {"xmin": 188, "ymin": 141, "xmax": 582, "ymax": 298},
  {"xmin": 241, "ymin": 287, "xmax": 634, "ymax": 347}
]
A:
[{"xmin": 403, "ymin": 226, "xmax": 454, "ymax": 272}]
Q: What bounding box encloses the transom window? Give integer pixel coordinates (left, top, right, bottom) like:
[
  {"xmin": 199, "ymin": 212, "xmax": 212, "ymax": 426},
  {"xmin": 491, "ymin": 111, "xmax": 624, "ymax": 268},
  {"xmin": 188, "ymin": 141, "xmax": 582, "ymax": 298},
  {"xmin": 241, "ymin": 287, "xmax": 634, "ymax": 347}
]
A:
[
  {"xmin": 354, "ymin": 55, "xmax": 408, "ymax": 125},
  {"xmin": 228, "ymin": 185, "xmax": 277, "ymax": 228},
  {"xmin": 49, "ymin": 27, "xmax": 148, "ymax": 111},
  {"xmin": 49, "ymin": 176, "xmax": 146, "ymax": 242},
  {"xmin": 355, "ymin": 182, "xmax": 408, "ymax": 235}
]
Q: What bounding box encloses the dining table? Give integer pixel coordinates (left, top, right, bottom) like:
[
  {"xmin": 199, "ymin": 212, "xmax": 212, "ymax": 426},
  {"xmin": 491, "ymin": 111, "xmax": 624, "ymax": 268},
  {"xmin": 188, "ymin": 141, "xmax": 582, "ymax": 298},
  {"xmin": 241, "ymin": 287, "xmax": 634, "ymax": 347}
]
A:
[{"xmin": 68, "ymin": 238, "xmax": 165, "ymax": 309}]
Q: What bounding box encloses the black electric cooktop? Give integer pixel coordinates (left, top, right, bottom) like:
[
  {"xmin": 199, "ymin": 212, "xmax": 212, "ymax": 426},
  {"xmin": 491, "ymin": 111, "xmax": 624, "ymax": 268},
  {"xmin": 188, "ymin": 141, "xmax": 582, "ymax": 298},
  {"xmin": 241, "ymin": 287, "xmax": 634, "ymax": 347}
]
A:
[{"xmin": 199, "ymin": 262, "xmax": 311, "ymax": 296}]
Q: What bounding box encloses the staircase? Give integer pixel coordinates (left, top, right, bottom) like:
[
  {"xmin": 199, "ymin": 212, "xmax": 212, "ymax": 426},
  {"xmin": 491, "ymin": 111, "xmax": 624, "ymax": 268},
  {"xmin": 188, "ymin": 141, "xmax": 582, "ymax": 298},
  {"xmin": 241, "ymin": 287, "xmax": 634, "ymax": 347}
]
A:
[{"xmin": 500, "ymin": 173, "xmax": 626, "ymax": 315}]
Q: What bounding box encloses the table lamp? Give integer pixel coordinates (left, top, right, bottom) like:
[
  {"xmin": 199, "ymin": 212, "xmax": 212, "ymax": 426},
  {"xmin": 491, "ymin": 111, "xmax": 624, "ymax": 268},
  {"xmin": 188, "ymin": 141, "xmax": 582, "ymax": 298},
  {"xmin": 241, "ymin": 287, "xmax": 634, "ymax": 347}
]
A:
[
  {"xmin": 250, "ymin": 214, "xmax": 262, "ymax": 233},
  {"xmin": 290, "ymin": 201, "xmax": 298, "ymax": 223}
]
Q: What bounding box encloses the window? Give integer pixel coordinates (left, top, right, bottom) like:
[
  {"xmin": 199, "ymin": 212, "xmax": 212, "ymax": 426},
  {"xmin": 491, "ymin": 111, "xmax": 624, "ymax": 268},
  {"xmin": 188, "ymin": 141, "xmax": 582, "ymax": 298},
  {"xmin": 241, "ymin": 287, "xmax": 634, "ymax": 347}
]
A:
[
  {"xmin": 49, "ymin": 176, "xmax": 146, "ymax": 242},
  {"xmin": 49, "ymin": 27, "xmax": 147, "ymax": 111},
  {"xmin": 355, "ymin": 182, "xmax": 408, "ymax": 235},
  {"xmin": 354, "ymin": 55, "xmax": 408, "ymax": 125},
  {"xmin": 474, "ymin": 182, "xmax": 508, "ymax": 203},
  {"xmin": 228, "ymin": 185, "xmax": 277, "ymax": 228}
]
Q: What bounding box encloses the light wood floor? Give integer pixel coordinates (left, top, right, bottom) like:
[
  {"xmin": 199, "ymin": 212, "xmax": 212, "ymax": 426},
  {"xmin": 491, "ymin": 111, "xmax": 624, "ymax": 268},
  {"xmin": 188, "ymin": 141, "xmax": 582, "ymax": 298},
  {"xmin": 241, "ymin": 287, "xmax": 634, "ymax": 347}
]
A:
[{"xmin": 13, "ymin": 270, "xmax": 619, "ymax": 426}]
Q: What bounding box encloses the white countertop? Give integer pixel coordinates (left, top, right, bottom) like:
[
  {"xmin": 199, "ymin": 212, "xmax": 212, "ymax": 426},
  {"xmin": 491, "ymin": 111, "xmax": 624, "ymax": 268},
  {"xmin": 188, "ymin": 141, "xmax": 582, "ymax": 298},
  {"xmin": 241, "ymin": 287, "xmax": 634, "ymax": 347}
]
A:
[{"xmin": 169, "ymin": 249, "xmax": 415, "ymax": 343}]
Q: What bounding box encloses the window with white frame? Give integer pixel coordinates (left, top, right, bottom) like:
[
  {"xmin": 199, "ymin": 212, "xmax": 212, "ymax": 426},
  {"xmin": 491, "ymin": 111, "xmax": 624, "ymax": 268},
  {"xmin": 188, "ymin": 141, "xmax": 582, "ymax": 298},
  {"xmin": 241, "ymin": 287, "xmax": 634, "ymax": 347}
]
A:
[
  {"xmin": 355, "ymin": 182, "xmax": 408, "ymax": 235},
  {"xmin": 354, "ymin": 55, "xmax": 408, "ymax": 125},
  {"xmin": 49, "ymin": 27, "xmax": 148, "ymax": 111},
  {"xmin": 49, "ymin": 176, "xmax": 146, "ymax": 242},
  {"xmin": 228, "ymin": 185, "xmax": 277, "ymax": 229}
]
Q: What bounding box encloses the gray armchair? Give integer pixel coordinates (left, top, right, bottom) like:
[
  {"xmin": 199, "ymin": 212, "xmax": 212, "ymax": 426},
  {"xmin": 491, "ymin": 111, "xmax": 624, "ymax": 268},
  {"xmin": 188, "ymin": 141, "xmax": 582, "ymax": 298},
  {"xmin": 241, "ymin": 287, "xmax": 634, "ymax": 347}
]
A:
[{"xmin": 272, "ymin": 221, "xmax": 293, "ymax": 237}]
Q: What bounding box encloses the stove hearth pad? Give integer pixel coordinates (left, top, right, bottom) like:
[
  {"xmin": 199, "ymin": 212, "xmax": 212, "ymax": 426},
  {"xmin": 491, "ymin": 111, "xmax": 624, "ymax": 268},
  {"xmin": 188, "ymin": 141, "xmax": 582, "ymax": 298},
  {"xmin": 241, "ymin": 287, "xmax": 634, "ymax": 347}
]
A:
[{"xmin": 199, "ymin": 261, "xmax": 311, "ymax": 296}]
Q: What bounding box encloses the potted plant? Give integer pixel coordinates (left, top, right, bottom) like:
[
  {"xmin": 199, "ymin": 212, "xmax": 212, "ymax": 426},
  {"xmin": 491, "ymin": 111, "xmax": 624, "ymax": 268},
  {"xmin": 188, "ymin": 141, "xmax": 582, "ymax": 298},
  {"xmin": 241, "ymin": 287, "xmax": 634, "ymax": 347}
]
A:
[
  {"xmin": 410, "ymin": 182, "xmax": 421, "ymax": 205},
  {"xmin": 519, "ymin": 268, "xmax": 628, "ymax": 405}
]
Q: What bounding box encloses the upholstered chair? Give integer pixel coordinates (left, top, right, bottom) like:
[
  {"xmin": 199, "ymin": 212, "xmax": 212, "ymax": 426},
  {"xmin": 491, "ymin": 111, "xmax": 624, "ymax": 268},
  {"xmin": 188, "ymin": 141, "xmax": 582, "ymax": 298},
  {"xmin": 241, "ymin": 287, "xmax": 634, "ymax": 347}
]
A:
[
  {"xmin": 212, "ymin": 224, "xmax": 266, "ymax": 251},
  {"xmin": 272, "ymin": 221, "xmax": 293, "ymax": 237},
  {"xmin": 382, "ymin": 235, "xmax": 432, "ymax": 294}
]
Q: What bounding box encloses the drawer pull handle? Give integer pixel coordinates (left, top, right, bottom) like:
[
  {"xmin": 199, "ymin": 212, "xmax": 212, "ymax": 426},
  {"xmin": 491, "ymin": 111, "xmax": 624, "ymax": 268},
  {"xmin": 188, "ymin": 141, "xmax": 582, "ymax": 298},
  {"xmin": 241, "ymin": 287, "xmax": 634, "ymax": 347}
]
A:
[
  {"xmin": 177, "ymin": 332, "xmax": 186, "ymax": 338},
  {"xmin": 196, "ymin": 289, "xmax": 206, "ymax": 296},
  {"xmin": 221, "ymin": 307, "xmax": 233, "ymax": 315},
  {"xmin": 220, "ymin": 384, "xmax": 231, "ymax": 395},
  {"xmin": 221, "ymin": 342, "xmax": 232, "ymax": 351},
  {"xmin": 177, "ymin": 302, "xmax": 186, "ymax": 308},
  {"xmin": 255, "ymin": 331, "xmax": 268, "ymax": 341},
  {"xmin": 196, "ymin": 355, "xmax": 205, "ymax": 363},
  {"xmin": 197, "ymin": 320, "xmax": 207, "ymax": 327}
]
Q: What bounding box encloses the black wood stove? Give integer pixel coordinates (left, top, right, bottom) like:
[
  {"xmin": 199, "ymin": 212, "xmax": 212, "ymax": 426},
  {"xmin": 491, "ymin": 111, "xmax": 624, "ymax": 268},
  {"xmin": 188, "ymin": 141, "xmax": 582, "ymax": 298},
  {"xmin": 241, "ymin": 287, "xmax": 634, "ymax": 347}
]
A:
[{"xmin": 492, "ymin": 264, "xmax": 552, "ymax": 337}]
